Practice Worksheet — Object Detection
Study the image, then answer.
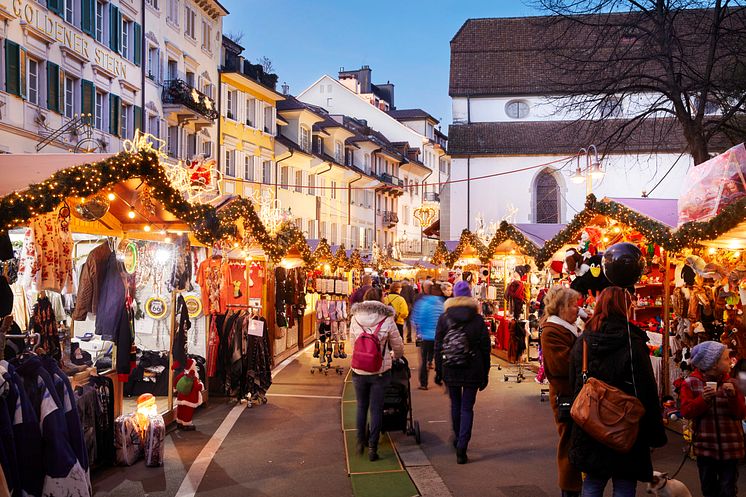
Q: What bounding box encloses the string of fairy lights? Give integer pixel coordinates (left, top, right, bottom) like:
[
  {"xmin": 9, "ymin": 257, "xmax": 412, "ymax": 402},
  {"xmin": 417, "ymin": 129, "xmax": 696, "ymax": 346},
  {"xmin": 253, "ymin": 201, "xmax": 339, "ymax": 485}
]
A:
[{"xmin": 1, "ymin": 146, "xmax": 745, "ymax": 269}]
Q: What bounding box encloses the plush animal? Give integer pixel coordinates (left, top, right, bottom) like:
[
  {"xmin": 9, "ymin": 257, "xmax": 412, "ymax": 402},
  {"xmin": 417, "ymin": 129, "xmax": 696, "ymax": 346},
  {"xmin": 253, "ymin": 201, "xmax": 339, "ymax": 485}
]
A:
[
  {"xmin": 570, "ymin": 254, "xmax": 610, "ymax": 298},
  {"xmin": 645, "ymin": 471, "xmax": 692, "ymax": 497},
  {"xmin": 564, "ymin": 248, "xmax": 588, "ymax": 277}
]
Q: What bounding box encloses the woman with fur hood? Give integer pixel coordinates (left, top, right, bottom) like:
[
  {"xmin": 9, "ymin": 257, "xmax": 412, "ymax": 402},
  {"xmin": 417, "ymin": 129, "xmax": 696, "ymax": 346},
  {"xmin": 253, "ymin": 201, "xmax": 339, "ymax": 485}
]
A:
[
  {"xmin": 434, "ymin": 281, "xmax": 491, "ymax": 464},
  {"xmin": 349, "ymin": 287, "xmax": 404, "ymax": 462}
]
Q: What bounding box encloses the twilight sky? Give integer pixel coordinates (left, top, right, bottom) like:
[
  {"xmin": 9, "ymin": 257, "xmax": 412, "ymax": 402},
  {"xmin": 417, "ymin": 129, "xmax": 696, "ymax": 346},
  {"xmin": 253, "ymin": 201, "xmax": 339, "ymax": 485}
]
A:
[{"xmin": 220, "ymin": 0, "xmax": 545, "ymax": 130}]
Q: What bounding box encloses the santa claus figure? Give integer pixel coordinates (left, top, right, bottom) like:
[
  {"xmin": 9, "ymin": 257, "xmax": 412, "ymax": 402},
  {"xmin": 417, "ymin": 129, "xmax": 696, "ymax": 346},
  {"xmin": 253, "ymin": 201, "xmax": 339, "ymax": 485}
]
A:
[{"xmin": 174, "ymin": 357, "xmax": 204, "ymax": 431}]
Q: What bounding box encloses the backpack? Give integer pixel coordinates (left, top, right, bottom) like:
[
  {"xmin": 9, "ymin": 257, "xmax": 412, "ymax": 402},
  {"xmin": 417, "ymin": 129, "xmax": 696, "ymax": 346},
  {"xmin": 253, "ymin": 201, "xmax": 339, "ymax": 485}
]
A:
[
  {"xmin": 441, "ymin": 318, "xmax": 474, "ymax": 368},
  {"xmin": 352, "ymin": 319, "xmax": 387, "ymax": 372}
]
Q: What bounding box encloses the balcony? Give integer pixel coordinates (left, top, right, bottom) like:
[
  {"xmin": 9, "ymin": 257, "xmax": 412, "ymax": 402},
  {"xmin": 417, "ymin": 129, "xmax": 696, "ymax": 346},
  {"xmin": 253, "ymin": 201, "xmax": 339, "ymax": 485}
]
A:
[
  {"xmin": 380, "ymin": 172, "xmax": 402, "ymax": 186},
  {"xmin": 424, "ymin": 192, "xmax": 440, "ymax": 202},
  {"xmin": 383, "ymin": 211, "xmax": 399, "ymax": 227},
  {"xmin": 162, "ymin": 79, "xmax": 218, "ymax": 128}
]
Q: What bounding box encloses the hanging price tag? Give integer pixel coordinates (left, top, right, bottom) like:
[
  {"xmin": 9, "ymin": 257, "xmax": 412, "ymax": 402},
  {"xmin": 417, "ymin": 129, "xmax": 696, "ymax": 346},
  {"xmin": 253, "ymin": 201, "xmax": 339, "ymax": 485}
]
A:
[{"xmin": 247, "ymin": 319, "xmax": 264, "ymax": 337}]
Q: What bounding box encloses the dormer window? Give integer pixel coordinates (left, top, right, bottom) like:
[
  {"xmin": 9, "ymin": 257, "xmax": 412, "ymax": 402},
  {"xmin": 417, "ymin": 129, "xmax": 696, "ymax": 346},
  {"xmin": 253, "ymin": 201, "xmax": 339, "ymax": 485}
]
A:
[
  {"xmin": 335, "ymin": 141, "xmax": 344, "ymax": 162},
  {"xmin": 300, "ymin": 126, "xmax": 311, "ymax": 152},
  {"xmin": 505, "ymin": 99, "xmax": 530, "ymax": 119}
]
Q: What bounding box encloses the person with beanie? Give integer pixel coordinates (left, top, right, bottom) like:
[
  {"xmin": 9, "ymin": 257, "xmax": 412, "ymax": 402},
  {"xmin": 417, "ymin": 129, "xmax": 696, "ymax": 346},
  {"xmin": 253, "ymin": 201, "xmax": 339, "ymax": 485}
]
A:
[
  {"xmin": 434, "ymin": 280, "xmax": 490, "ymax": 464},
  {"xmin": 680, "ymin": 340, "xmax": 746, "ymax": 497},
  {"xmin": 412, "ymin": 282, "xmax": 445, "ymax": 390}
]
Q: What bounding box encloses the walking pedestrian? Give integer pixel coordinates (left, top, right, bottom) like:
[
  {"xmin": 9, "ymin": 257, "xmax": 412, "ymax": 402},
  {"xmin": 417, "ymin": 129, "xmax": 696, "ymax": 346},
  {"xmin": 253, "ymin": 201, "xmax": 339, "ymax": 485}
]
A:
[
  {"xmin": 349, "ymin": 288, "xmax": 404, "ymax": 462},
  {"xmin": 539, "ymin": 286, "xmax": 583, "ymax": 497},
  {"xmin": 412, "ymin": 282, "xmax": 444, "ymax": 390},
  {"xmin": 441, "ymin": 281, "xmax": 453, "ymax": 299},
  {"xmin": 434, "ymin": 280, "xmax": 490, "ymax": 464},
  {"xmin": 383, "ymin": 282, "xmax": 409, "ymax": 341},
  {"xmin": 568, "ymin": 286, "xmax": 666, "ymax": 497},
  {"xmin": 680, "ymin": 340, "xmax": 746, "ymax": 497},
  {"xmin": 350, "ymin": 275, "xmax": 372, "ymax": 306},
  {"xmin": 400, "ymin": 278, "xmax": 418, "ymax": 343}
]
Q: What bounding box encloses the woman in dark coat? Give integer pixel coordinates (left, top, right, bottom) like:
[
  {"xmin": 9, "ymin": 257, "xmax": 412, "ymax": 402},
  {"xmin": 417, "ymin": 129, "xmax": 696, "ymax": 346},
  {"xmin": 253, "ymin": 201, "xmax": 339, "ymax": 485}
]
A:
[
  {"xmin": 568, "ymin": 286, "xmax": 667, "ymax": 497},
  {"xmin": 539, "ymin": 286, "xmax": 582, "ymax": 497},
  {"xmin": 434, "ymin": 281, "xmax": 491, "ymax": 465}
]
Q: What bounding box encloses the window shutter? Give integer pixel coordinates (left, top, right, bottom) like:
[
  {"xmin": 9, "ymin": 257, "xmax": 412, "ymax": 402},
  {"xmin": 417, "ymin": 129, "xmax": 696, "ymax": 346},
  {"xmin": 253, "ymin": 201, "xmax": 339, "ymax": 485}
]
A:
[
  {"xmin": 109, "ymin": 94, "xmax": 120, "ymax": 136},
  {"xmin": 133, "ymin": 22, "xmax": 142, "ymax": 66},
  {"xmin": 133, "ymin": 105, "xmax": 142, "ymax": 133},
  {"xmin": 81, "ymin": 80, "xmax": 95, "ymax": 119},
  {"xmin": 80, "ymin": 0, "xmax": 94, "ymax": 36},
  {"xmin": 46, "ymin": 62, "xmax": 60, "ymax": 113},
  {"xmin": 4, "ymin": 40, "xmax": 21, "ymax": 97},
  {"xmin": 109, "ymin": 5, "xmax": 120, "ymax": 53},
  {"xmin": 47, "ymin": 0, "xmax": 62, "ymax": 16}
]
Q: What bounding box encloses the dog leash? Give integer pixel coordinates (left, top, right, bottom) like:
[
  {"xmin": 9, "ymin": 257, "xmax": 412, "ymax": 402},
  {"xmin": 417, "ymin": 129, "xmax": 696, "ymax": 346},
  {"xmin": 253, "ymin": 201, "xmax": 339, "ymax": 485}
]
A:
[{"xmin": 668, "ymin": 448, "xmax": 690, "ymax": 480}]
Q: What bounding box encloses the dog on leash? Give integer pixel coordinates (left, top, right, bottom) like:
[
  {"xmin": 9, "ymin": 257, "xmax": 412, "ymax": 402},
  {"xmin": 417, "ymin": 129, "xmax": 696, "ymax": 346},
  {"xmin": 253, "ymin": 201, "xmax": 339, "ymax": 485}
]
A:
[{"xmin": 646, "ymin": 471, "xmax": 693, "ymax": 497}]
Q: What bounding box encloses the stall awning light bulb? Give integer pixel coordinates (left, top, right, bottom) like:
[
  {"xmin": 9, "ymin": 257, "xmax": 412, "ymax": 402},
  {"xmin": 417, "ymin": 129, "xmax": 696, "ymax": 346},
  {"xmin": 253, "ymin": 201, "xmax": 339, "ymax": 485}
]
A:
[
  {"xmin": 143, "ymin": 225, "xmax": 151, "ymax": 232},
  {"xmin": 128, "ymin": 210, "xmax": 136, "ymax": 219},
  {"xmin": 107, "ymin": 192, "xmax": 116, "ymax": 201},
  {"xmin": 164, "ymin": 236, "xmax": 172, "ymax": 244}
]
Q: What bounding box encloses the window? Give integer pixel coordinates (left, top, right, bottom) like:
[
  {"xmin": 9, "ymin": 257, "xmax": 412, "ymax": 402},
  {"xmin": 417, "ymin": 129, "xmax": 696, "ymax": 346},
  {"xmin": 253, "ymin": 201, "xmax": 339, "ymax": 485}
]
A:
[
  {"xmin": 307, "ymin": 174, "xmax": 315, "ymax": 195},
  {"xmin": 313, "ymin": 135, "xmax": 323, "ymax": 154},
  {"xmin": 331, "ymin": 223, "xmax": 338, "ymax": 245},
  {"xmin": 535, "ymin": 169, "xmax": 560, "ymax": 223},
  {"xmin": 693, "ymin": 96, "xmax": 719, "ymax": 116},
  {"xmin": 224, "ymin": 149, "xmax": 236, "ymax": 177},
  {"xmin": 167, "ymin": 59, "xmax": 178, "ymax": 81},
  {"xmin": 300, "ymin": 126, "xmax": 311, "ymax": 152},
  {"xmin": 244, "ymin": 155, "xmax": 254, "ymax": 181},
  {"xmin": 246, "ymin": 97, "xmax": 256, "ymax": 127},
  {"xmin": 27, "ymin": 59, "xmax": 39, "ymax": 105},
  {"xmin": 64, "ymin": 0, "xmax": 74, "ymax": 24},
  {"xmin": 167, "ymin": 0, "xmax": 179, "ymax": 24},
  {"xmin": 121, "ymin": 20, "xmax": 131, "ymax": 59},
  {"xmin": 184, "ymin": 6, "xmax": 196, "ymax": 39},
  {"xmin": 148, "ymin": 114, "xmax": 160, "ymax": 139},
  {"xmin": 226, "ymin": 90, "xmax": 235, "ymax": 119},
  {"xmin": 294, "ymin": 170, "xmax": 303, "ymax": 193},
  {"xmin": 262, "ymin": 160, "xmax": 272, "ymax": 184},
  {"xmin": 94, "ymin": 91, "xmax": 104, "ymax": 130},
  {"xmin": 280, "ymin": 166, "xmax": 289, "ymax": 189},
  {"xmin": 334, "ymin": 141, "xmax": 343, "ymax": 162},
  {"xmin": 307, "ymin": 220, "xmax": 316, "ymax": 239},
  {"xmin": 599, "ymin": 96, "xmax": 622, "ymax": 118},
  {"xmin": 263, "ymin": 105, "xmax": 273, "ymax": 134},
  {"xmin": 95, "ymin": 1, "xmax": 104, "ymax": 43},
  {"xmin": 64, "ymin": 76, "xmax": 76, "ymax": 118},
  {"xmin": 363, "ymin": 153, "xmax": 370, "ymax": 172},
  {"xmin": 330, "ymin": 181, "xmax": 337, "ymax": 200},
  {"xmin": 203, "ymin": 140, "xmax": 212, "ymax": 157},
  {"xmin": 403, "ymin": 206, "xmax": 409, "ymax": 225},
  {"xmin": 121, "ymin": 103, "xmax": 130, "ymax": 138},
  {"xmin": 146, "ymin": 0, "xmax": 159, "ymax": 9},
  {"xmin": 147, "ymin": 46, "xmax": 159, "ymax": 80},
  {"xmin": 168, "ymin": 125, "xmax": 179, "ymax": 157},
  {"xmin": 201, "ymin": 19, "xmax": 212, "ymax": 51},
  {"xmin": 505, "ymin": 99, "xmax": 530, "ymax": 119},
  {"xmin": 186, "ymin": 133, "xmax": 196, "ymax": 158}
]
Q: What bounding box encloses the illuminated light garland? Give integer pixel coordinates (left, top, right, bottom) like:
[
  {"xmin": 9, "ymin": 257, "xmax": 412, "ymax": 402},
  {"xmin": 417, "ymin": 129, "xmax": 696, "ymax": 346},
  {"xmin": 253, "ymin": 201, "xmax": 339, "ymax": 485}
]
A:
[
  {"xmin": 347, "ymin": 248, "xmax": 364, "ymax": 272},
  {"xmin": 312, "ymin": 238, "xmax": 334, "ymax": 265},
  {"xmin": 332, "ymin": 244, "xmax": 349, "ymax": 272}
]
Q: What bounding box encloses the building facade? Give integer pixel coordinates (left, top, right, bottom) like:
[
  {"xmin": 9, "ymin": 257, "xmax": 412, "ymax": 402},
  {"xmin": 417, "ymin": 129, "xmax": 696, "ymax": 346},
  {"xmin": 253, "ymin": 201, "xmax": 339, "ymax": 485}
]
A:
[
  {"xmin": 297, "ymin": 68, "xmax": 448, "ymax": 258},
  {"xmin": 446, "ymin": 17, "xmax": 731, "ymax": 240},
  {"xmin": 0, "ymin": 0, "xmax": 144, "ymax": 153}
]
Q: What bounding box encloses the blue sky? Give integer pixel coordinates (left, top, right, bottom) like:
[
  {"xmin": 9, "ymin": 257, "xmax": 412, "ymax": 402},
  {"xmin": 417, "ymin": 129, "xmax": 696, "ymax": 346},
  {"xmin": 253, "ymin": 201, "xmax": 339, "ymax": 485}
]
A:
[{"xmin": 221, "ymin": 1, "xmax": 545, "ymax": 130}]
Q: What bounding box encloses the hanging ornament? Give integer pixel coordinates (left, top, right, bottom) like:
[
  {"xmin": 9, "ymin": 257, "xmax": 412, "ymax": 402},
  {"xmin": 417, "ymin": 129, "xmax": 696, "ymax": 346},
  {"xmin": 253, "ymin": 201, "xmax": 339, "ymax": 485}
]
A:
[
  {"xmin": 71, "ymin": 194, "xmax": 110, "ymax": 222},
  {"xmin": 138, "ymin": 186, "xmax": 157, "ymax": 216}
]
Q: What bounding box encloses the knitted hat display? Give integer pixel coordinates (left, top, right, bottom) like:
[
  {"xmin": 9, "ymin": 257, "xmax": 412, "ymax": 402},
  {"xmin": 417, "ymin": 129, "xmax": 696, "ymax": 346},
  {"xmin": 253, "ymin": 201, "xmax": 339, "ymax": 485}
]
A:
[
  {"xmin": 453, "ymin": 281, "xmax": 471, "ymax": 297},
  {"xmin": 690, "ymin": 341, "xmax": 726, "ymax": 372}
]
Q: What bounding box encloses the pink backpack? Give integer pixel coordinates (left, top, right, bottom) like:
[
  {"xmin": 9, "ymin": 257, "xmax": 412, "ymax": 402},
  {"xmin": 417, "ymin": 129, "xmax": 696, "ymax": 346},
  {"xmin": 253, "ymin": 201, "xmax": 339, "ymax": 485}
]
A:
[{"xmin": 351, "ymin": 319, "xmax": 387, "ymax": 372}]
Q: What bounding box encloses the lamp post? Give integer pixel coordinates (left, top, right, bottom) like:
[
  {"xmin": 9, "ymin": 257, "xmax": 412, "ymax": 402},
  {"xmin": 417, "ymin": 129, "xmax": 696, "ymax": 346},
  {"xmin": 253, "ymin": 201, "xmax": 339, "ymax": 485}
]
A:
[{"xmin": 571, "ymin": 144, "xmax": 605, "ymax": 196}]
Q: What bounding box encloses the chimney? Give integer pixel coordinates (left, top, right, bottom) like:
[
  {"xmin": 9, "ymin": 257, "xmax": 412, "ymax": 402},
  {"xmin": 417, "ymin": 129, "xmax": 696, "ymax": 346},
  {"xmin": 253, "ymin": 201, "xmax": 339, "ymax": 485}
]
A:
[{"xmin": 281, "ymin": 82, "xmax": 290, "ymax": 95}]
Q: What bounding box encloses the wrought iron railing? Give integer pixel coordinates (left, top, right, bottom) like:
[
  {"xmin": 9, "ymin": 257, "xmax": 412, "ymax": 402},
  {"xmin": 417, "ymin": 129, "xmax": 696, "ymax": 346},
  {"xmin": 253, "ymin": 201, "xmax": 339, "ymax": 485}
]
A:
[
  {"xmin": 383, "ymin": 211, "xmax": 399, "ymax": 225},
  {"xmin": 380, "ymin": 173, "xmax": 402, "ymax": 186},
  {"xmin": 162, "ymin": 79, "xmax": 218, "ymax": 120},
  {"xmin": 424, "ymin": 192, "xmax": 440, "ymax": 202}
]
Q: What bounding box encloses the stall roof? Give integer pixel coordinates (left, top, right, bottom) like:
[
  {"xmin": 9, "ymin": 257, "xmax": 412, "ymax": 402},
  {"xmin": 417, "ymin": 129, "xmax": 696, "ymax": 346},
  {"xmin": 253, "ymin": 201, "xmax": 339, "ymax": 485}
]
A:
[
  {"xmin": 444, "ymin": 240, "xmax": 460, "ymax": 251},
  {"xmin": 699, "ymin": 222, "xmax": 746, "ymax": 249},
  {"xmin": 0, "ymin": 153, "xmax": 114, "ymax": 196},
  {"xmin": 514, "ymin": 223, "xmax": 566, "ymax": 247},
  {"xmin": 605, "ymin": 197, "xmax": 679, "ymax": 228}
]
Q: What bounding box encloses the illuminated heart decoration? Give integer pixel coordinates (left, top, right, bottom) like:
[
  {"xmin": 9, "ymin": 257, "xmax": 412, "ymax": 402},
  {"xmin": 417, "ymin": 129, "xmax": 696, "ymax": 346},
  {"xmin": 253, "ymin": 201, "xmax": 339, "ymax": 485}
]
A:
[{"xmin": 414, "ymin": 206, "xmax": 437, "ymax": 227}]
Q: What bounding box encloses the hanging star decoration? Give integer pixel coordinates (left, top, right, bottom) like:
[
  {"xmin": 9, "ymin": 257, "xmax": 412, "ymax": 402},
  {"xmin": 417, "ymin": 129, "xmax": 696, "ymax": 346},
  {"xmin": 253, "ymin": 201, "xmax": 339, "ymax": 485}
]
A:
[{"xmin": 191, "ymin": 88, "xmax": 201, "ymax": 104}]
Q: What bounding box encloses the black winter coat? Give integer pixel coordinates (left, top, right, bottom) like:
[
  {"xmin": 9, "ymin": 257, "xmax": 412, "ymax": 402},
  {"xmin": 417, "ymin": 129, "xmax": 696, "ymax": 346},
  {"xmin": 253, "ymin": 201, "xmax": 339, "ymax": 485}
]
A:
[
  {"xmin": 434, "ymin": 297, "xmax": 491, "ymax": 388},
  {"xmin": 568, "ymin": 317, "xmax": 667, "ymax": 482}
]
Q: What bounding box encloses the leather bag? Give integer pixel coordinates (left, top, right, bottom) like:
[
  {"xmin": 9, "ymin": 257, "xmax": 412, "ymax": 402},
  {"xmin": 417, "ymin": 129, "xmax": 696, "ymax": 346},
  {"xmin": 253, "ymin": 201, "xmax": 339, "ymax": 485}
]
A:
[{"xmin": 570, "ymin": 339, "xmax": 645, "ymax": 453}]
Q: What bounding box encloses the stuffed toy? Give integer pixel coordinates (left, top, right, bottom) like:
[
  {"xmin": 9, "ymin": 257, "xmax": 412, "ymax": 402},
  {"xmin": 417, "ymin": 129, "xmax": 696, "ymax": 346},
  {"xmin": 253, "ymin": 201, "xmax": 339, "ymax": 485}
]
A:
[
  {"xmin": 564, "ymin": 248, "xmax": 588, "ymax": 277},
  {"xmin": 570, "ymin": 254, "xmax": 610, "ymax": 299},
  {"xmin": 174, "ymin": 357, "xmax": 204, "ymax": 431},
  {"xmin": 578, "ymin": 227, "xmax": 601, "ymax": 258}
]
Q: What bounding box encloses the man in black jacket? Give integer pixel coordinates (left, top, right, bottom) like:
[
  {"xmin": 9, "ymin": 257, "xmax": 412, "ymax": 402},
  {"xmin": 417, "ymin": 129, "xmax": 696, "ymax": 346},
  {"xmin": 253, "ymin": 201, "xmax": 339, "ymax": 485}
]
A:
[
  {"xmin": 400, "ymin": 278, "xmax": 418, "ymax": 342},
  {"xmin": 434, "ymin": 281, "xmax": 491, "ymax": 465}
]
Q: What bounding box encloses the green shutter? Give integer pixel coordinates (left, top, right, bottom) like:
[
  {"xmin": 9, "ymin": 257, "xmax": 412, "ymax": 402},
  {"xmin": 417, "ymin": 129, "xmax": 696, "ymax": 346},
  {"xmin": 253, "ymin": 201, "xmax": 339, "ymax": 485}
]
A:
[
  {"xmin": 109, "ymin": 5, "xmax": 120, "ymax": 53},
  {"xmin": 4, "ymin": 40, "xmax": 21, "ymax": 97},
  {"xmin": 133, "ymin": 105, "xmax": 142, "ymax": 134},
  {"xmin": 48, "ymin": 0, "xmax": 62, "ymax": 16},
  {"xmin": 133, "ymin": 22, "xmax": 142, "ymax": 66},
  {"xmin": 46, "ymin": 62, "xmax": 60, "ymax": 113},
  {"xmin": 81, "ymin": 79, "xmax": 95, "ymax": 120},
  {"xmin": 80, "ymin": 0, "xmax": 94, "ymax": 36},
  {"xmin": 109, "ymin": 94, "xmax": 120, "ymax": 136}
]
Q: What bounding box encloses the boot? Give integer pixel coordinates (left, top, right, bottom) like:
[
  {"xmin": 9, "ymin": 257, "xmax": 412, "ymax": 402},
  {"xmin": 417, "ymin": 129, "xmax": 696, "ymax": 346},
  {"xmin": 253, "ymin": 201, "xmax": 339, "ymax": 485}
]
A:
[
  {"xmin": 338, "ymin": 341, "xmax": 347, "ymax": 359},
  {"xmin": 368, "ymin": 447, "xmax": 379, "ymax": 462},
  {"xmin": 333, "ymin": 341, "xmax": 339, "ymax": 358},
  {"xmin": 456, "ymin": 448, "xmax": 468, "ymax": 464},
  {"xmin": 313, "ymin": 341, "xmax": 320, "ymax": 358}
]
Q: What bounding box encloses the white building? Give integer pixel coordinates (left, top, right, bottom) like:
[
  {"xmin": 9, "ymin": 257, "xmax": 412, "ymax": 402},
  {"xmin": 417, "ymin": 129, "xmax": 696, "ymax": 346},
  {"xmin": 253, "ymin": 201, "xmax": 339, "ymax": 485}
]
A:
[
  {"xmin": 297, "ymin": 68, "xmax": 447, "ymax": 257},
  {"xmin": 0, "ymin": 0, "xmax": 144, "ymax": 153},
  {"xmin": 142, "ymin": 0, "xmax": 226, "ymax": 163},
  {"xmin": 446, "ymin": 17, "xmax": 734, "ymax": 240}
]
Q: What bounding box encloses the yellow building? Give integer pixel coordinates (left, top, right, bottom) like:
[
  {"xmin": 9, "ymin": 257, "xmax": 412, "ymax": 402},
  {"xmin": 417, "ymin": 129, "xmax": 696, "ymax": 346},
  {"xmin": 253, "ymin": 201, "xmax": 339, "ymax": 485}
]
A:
[{"xmin": 219, "ymin": 36, "xmax": 284, "ymax": 198}]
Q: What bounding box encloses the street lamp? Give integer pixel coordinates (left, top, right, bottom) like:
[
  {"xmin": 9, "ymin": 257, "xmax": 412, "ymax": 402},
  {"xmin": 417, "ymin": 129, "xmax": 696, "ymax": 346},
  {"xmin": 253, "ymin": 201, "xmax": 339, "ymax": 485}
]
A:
[{"xmin": 571, "ymin": 145, "xmax": 604, "ymax": 195}]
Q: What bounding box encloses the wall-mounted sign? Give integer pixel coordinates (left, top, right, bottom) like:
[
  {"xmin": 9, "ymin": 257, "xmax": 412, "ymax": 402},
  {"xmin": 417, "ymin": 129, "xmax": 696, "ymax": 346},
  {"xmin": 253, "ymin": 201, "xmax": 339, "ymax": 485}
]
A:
[
  {"xmin": 183, "ymin": 295, "xmax": 202, "ymax": 319},
  {"xmin": 145, "ymin": 296, "xmax": 169, "ymax": 320}
]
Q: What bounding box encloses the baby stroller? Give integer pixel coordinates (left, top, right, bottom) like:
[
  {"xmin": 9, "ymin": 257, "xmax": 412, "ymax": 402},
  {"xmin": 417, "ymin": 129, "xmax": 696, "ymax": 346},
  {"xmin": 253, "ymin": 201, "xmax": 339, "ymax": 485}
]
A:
[{"xmin": 382, "ymin": 356, "xmax": 421, "ymax": 444}]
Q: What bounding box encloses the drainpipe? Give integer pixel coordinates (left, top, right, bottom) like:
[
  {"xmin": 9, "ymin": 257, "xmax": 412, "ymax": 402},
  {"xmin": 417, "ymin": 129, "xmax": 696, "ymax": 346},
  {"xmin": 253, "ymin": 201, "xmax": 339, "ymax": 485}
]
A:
[
  {"xmin": 274, "ymin": 149, "xmax": 294, "ymax": 200},
  {"xmin": 467, "ymin": 156, "xmax": 471, "ymax": 231},
  {"xmin": 140, "ymin": 0, "xmax": 145, "ymax": 130}
]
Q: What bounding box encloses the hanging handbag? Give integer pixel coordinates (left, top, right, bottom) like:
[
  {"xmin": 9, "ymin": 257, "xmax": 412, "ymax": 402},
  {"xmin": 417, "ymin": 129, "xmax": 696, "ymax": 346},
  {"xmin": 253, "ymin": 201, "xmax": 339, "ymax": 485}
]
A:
[{"xmin": 570, "ymin": 337, "xmax": 645, "ymax": 454}]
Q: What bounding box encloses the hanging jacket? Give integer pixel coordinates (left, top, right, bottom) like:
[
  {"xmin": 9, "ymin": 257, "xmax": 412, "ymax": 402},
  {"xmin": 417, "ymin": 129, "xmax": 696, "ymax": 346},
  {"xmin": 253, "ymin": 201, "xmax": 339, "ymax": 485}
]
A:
[
  {"xmin": 679, "ymin": 368, "xmax": 746, "ymax": 460},
  {"xmin": 349, "ymin": 301, "xmax": 404, "ymax": 375},
  {"xmin": 172, "ymin": 295, "xmax": 191, "ymax": 371},
  {"xmin": 412, "ymin": 295, "xmax": 444, "ymax": 341},
  {"xmin": 434, "ymin": 297, "xmax": 491, "ymax": 388},
  {"xmin": 568, "ymin": 317, "xmax": 666, "ymax": 482},
  {"xmin": 72, "ymin": 243, "xmax": 111, "ymax": 321},
  {"xmin": 94, "ymin": 253, "xmax": 125, "ymax": 341}
]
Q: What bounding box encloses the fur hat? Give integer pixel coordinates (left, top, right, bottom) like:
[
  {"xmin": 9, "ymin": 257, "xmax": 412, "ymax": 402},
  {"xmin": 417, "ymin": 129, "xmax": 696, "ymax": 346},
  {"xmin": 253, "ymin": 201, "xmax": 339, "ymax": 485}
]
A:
[
  {"xmin": 690, "ymin": 341, "xmax": 726, "ymax": 372},
  {"xmin": 453, "ymin": 281, "xmax": 472, "ymax": 297}
]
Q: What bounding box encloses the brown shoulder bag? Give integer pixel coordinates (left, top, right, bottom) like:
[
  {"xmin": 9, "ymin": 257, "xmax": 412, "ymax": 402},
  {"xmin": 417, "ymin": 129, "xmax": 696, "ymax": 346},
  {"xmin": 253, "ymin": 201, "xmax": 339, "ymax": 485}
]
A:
[{"xmin": 570, "ymin": 337, "xmax": 646, "ymax": 454}]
